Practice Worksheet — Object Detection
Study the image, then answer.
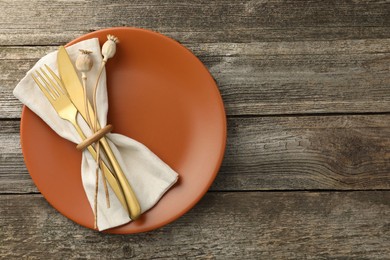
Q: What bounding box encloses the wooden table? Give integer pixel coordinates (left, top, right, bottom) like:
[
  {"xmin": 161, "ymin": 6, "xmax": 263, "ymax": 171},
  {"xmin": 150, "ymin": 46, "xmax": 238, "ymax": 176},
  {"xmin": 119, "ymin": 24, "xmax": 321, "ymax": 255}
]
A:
[{"xmin": 1, "ymin": 1, "xmax": 389, "ymax": 259}]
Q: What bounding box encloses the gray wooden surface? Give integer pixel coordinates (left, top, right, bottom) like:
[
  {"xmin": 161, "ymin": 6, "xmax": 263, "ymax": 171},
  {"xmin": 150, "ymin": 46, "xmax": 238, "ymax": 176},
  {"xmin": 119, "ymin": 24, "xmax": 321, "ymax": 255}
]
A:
[{"xmin": 0, "ymin": 0, "xmax": 389, "ymax": 259}]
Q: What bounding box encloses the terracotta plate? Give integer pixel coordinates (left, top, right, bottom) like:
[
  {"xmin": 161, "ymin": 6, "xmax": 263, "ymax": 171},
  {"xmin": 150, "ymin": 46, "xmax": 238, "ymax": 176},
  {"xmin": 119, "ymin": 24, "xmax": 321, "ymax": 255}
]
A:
[{"xmin": 20, "ymin": 27, "xmax": 226, "ymax": 234}]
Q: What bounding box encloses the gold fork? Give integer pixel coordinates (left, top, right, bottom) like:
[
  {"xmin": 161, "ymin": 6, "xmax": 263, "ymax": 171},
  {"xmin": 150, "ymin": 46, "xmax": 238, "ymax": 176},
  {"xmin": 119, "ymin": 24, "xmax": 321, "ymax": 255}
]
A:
[{"xmin": 31, "ymin": 65, "xmax": 129, "ymax": 214}]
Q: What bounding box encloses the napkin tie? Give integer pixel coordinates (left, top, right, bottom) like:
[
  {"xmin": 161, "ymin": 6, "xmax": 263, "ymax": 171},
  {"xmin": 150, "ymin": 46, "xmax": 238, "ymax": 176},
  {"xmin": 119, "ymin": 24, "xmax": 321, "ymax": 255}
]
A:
[
  {"xmin": 76, "ymin": 124, "xmax": 113, "ymax": 151},
  {"xmin": 13, "ymin": 38, "xmax": 179, "ymax": 231}
]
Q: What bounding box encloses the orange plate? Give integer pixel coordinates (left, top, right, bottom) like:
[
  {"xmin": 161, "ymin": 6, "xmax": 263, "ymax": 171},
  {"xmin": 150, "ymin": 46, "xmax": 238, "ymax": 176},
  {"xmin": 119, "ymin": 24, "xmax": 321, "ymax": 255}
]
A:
[{"xmin": 20, "ymin": 27, "xmax": 226, "ymax": 234}]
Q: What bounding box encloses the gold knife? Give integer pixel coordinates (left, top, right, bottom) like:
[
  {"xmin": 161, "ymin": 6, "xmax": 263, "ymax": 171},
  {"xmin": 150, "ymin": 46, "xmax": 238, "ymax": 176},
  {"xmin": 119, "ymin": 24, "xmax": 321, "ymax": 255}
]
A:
[{"xmin": 57, "ymin": 46, "xmax": 141, "ymax": 220}]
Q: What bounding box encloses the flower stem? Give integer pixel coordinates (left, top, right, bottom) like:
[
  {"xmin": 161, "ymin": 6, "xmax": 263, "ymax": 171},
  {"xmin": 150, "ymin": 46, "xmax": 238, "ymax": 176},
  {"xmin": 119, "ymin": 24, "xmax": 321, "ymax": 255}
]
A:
[{"xmin": 93, "ymin": 61, "xmax": 110, "ymax": 208}]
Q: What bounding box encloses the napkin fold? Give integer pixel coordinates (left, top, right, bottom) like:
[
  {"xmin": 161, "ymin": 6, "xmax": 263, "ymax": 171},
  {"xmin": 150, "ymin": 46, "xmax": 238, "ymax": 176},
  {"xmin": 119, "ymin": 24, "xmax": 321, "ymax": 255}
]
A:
[{"xmin": 13, "ymin": 38, "xmax": 179, "ymax": 231}]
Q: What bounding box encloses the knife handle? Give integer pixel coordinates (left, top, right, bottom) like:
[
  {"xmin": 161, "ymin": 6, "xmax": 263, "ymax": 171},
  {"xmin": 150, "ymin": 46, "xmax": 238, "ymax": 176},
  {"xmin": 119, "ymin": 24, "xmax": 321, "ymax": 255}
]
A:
[
  {"xmin": 72, "ymin": 124, "xmax": 129, "ymax": 214},
  {"xmin": 77, "ymin": 98, "xmax": 140, "ymax": 219},
  {"xmin": 96, "ymin": 151, "xmax": 129, "ymax": 213},
  {"xmin": 100, "ymin": 136, "xmax": 141, "ymax": 220}
]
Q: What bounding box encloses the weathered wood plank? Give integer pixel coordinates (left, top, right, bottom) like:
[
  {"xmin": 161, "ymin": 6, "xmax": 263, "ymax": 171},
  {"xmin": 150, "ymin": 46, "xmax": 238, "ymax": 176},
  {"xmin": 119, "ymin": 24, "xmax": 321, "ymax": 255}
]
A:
[
  {"xmin": 1, "ymin": 39, "xmax": 390, "ymax": 118},
  {"xmin": 0, "ymin": 174, "xmax": 36, "ymax": 194},
  {"xmin": 1, "ymin": 115, "xmax": 389, "ymax": 193},
  {"xmin": 1, "ymin": 1, "xmax": 389, "ymax": 259},
  {"xmin": 0, "ymin": 0, "xmax": 390, "ymax": 45},
  {"xmin": 0, "ymin": 120, "xmax": 27, "ymax": 181},
  {"xmin": 1, "ymin": 192, "xmax": 389, "ymax": 259},
  {"xmin": 216, "ymin": 114, "xmax": 390, "ymax": 190}
]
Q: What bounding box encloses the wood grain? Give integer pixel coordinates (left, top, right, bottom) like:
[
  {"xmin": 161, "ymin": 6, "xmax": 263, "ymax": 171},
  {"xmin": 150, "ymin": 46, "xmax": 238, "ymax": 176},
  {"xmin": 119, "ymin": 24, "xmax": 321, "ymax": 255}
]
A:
[
  {"xmin": 1, "ymin": 39, "xmax": 390, "ymax": 118},
  {"xmin": 0, "ymin": 0, "xmax": 390, "ymax": 45},
  {"xmin": 1, "ymin": 192, "xmax": 389, "ymax": 259},
  {"xmin": 217, "ymin": 114, "xmax": 390, "ymax": 190},
  {"xmin": 1, "ymin": 114, "xmax": 389, "ymax": 193},
  {"xmin": 1, "ymin": 0, "xmax": 390, "ymax": 258}
]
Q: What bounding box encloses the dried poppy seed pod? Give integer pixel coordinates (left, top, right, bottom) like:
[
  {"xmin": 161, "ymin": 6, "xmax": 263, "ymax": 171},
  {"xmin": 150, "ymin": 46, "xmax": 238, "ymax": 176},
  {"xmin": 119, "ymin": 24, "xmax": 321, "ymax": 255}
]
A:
[
  {"xmin": 76, "ymin": 49, "xmax": 93, "ymax": 76},
  {"xmin": 102, "ymin": 34, "xmax": 119, "ymax": 62}
]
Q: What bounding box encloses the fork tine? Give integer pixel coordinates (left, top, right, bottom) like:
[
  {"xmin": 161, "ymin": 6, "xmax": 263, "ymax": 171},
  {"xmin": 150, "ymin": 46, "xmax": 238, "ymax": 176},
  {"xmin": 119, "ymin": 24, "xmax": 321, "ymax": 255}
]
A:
[
  {"xmin": 44, "ymin": 64, "xmax": 67, "ymax": 94},
  {"xmin": 32, "ymin": 73, "xmax": 55, "ymax": 103},
  {"xmin": 35, "ymin": 70, "xmax": 58, "ymax": 100},
  {"xmin": 39, "ymin": 67, "xmax": 61, "ymax": 98}
]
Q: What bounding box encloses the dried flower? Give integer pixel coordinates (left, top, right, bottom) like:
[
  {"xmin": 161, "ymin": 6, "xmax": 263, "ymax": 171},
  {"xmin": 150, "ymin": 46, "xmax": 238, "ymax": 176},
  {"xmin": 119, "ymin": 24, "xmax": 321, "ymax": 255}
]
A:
[
  {"xmin": 102, "ymin": 34, "xmax": 119, "ymax": 62},
  {"xmin": 76, "ymin": 49, "xmax": 93, "ymax": 73}
]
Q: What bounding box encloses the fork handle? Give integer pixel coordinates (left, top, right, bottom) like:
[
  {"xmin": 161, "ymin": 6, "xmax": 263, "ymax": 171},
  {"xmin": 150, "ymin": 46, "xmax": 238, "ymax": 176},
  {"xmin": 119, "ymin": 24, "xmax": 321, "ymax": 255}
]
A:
[
  {"xmin": 72, "ymin": 123, "xmax": 130, "ymax": 215},
  {"xmin": 100, "ymin": 137, "xmax": 142, "ymax": 220},
  {"xmin": 74, "ymin": 120, "xmax": 141, "ymax": 220},
  {"xmin": 76, "ymin": 97, "xmax": 141, "ymax": 219}
]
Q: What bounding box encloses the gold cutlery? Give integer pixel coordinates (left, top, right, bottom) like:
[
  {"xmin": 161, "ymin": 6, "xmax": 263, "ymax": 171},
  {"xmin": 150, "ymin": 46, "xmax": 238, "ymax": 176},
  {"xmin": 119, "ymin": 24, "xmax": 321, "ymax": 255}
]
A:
[
  {"xmin": 31, "ymin": 65, "xmax": 129, "ymax": 214},
  {"xmin": 57, "ymin": 46, "xmax": 141, "ymax": 220}
]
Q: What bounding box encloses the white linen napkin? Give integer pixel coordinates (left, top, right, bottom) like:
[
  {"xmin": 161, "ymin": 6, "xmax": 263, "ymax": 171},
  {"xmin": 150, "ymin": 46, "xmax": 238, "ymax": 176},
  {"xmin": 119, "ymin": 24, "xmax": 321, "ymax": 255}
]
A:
[{"xmin": 13, "ymin": 38, "xmax": 179, "ymax": 231}]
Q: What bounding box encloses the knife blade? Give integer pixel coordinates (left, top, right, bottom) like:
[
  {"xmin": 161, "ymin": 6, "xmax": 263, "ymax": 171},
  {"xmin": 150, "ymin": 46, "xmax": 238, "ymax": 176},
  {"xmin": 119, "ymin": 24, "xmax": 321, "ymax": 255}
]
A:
[
  {"xmin": 57, "ymin": 46, "xmax": 141, "ymax": 219},
  {"xmin": 57, "ymin": 46, "xmax": 95, "ymax": 123}
]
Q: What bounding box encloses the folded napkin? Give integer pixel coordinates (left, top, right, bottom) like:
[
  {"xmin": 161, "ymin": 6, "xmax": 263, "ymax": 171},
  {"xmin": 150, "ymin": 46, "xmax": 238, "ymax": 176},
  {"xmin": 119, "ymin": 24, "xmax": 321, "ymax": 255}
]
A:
[{"xmin": 13, "ymin": 38, "xmax": 179, "ymax": 231}]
